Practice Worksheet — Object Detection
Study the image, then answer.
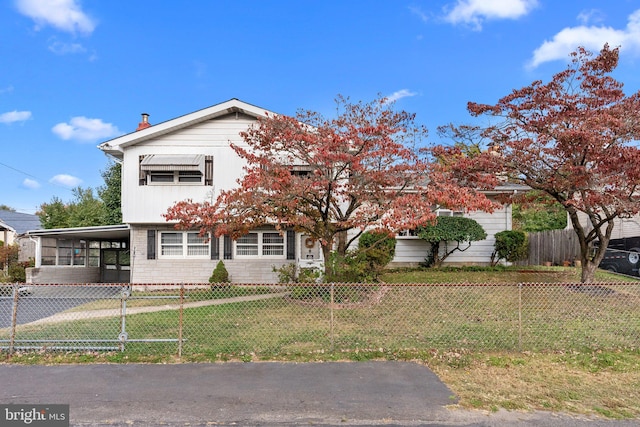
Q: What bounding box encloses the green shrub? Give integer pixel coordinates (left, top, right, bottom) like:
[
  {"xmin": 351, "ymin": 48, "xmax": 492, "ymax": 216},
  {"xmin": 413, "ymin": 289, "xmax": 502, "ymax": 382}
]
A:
[
  {"xmin": 8, "ymin": 262, "xmax": 27, "ymax": 282},
  {"xmin": 354, "ymin": 231, "xmax": 396, "ymax": 281},
  {"xmin": 492, "ymin": 230, "xmax": 528, "ymax": 265},
  {"xmin": 418, "ymin": 216, "xmax": 487, "ymax": 267},
  {"xmin": 209, "ymin": 260, "xmax": 230, "ymax": 284},
  {"xmin": 325, "ymin": 251, "xmax": 370, "ymax": 283},
  {"xmin": 358, "ymin": 231, "xmax": 396, "ymax": 272},
  {"xmin": 273, "ymin": 263, "xmax": 322, "ymax": 283}
]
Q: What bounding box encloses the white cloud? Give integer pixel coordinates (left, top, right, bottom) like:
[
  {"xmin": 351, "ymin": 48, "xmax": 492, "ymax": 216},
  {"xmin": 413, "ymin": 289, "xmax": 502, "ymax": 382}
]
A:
[
  {"xmin": 52, "ymin": 116, "xmax": 121, "ymax": 142},
  {"xmin": 49, "ymin": 174, "xmax": 82, "ymax": 188},
  {"xmin": 443, "ymin": 0, "xmax": 538, "ymax": 30},
  {"xmin": 0, "ymin": 110, "xmax": 32, "ymax": 124},
  {"xmin": 22, "ymin": 178, "xmax": 40, "ymax": 189},
  {"xmin": 0, "ymin": 85, "xmax": 14, "ymax": 94},
  {"xmin": 48, "ymin": 40, "xmax": 87, "ymax": 55},
  {"xmin": 528, "ymin": 9, "xmax": 640, "ymax": 68},
  {"xmin": 385, "ymin": 89, "xmax": 418, "ymax": 104},
  {"xmin": 577, "ymin": 9, "xmax": 605, "ymax": 26},
  {"xmin": 15, "ymin": 0, "xmax": 96, "ymax": 34}
]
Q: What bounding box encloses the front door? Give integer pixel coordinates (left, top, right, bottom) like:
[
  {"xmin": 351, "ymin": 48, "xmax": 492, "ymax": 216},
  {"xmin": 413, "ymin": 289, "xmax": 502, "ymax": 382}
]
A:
[
  {"xmin": 298, "ymin": 234, "xmax": 323, "ymax": 270},
  {"xmin": 101, "ymin": 248, "xmax": 131, "ymax": 283}
]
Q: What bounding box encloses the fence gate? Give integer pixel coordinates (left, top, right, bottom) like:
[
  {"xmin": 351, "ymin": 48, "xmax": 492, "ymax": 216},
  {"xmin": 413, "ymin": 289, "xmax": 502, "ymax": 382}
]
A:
[{"xmin": 0, "ymin": 283, "xmax": 181, "ymax": 353}]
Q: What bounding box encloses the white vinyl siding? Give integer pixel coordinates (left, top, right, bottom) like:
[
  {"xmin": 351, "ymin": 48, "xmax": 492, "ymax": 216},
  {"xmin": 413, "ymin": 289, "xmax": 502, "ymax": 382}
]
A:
[{"xmin": 122, "ymin": 115, "xmax": 252, "ymax": 224}]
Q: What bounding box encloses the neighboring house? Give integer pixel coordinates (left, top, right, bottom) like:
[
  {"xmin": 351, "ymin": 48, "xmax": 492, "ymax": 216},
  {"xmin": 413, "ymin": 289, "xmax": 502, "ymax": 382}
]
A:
[
  {"xmin": 24, "ymin": 99, "xmax": 523, "ymax": 284},
  {"xmin": 0, "ymin": 210, "xmax": 42, "ymax": 263}
]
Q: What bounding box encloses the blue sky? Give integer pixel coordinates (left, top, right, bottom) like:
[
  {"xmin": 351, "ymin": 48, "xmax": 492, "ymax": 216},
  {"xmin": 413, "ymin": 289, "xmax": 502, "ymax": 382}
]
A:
[{"xmin": 2, "ymin": 0, "xmax": 640, "ymax": 214}]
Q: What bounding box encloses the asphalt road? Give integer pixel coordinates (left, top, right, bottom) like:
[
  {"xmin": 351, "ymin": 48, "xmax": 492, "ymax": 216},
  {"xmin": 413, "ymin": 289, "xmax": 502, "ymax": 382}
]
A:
[{"xmin": 1, "ymin": 361, "xmax": 638, "ymax": 427}]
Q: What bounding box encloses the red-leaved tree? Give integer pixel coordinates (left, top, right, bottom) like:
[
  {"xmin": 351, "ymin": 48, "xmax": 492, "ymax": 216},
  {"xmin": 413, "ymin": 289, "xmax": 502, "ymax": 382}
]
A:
[
  {"xmin": 438, "ymin": 45, "xmax": 640, "ymax": 283},
  {"xmin": 165, "ymin": 95, "xmax": 495, "ymax": 278}
]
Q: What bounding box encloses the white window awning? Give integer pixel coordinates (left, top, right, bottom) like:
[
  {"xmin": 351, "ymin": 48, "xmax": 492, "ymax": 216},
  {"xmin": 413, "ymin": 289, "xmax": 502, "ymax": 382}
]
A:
[{"xmin": 140, "ymin": 154, "xmax": 204, "ymax": 171}]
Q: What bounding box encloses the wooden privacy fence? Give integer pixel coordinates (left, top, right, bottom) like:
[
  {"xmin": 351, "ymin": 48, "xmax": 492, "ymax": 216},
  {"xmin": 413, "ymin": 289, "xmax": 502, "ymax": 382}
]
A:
[{"xmin": 519, "ymin": 229, "xmax": 581, "ymax": 266}]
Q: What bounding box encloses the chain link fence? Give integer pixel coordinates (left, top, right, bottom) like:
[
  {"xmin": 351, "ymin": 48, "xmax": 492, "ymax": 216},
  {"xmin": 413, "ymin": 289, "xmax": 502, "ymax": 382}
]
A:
[{"xmin": 2, "ymin": 282, "xmax": 639, "ymax": 358}]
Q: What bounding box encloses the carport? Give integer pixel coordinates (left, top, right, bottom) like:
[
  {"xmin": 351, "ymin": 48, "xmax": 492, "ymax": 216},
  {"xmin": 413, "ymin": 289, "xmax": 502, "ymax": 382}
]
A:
[{"xmin": 22, "ymin": 225, "xmax": 131, "ymax": 284}]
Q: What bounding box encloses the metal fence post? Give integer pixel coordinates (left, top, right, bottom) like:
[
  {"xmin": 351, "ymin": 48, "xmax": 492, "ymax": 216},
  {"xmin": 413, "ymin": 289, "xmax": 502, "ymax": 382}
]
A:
[
  {"xmin": 178, "ymin": 284, "xmax": 184, "ymax": 359},
  {"xmin": 330, "ymin": 283, "xmax": 335, "ymax": 352},
  {"xmin": 9, "ymin": 283, "xmax": 19, "ymax": 355},
  {"xmin": 518, "ymin": 283, "xmax": 523, "ymax": 351},
  {"xmin": 119, "ymin": 285, "xmax": 130, "ymax": 352}
]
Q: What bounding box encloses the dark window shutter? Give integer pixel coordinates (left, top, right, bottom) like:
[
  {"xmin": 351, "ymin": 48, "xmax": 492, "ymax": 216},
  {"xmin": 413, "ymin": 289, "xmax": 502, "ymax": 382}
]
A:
[
  {"xmin": 286, "ymin": 230, "xmax": 296, "ymax": 260},
  {"xmin": 223, "ymin": 235, "xmax": 233, "ymax": 260},
  {"xmin": 211, "ymin": 236, "xmax": 220, "ymax": 260},
  {"xmin": 205, "ymin": 155, "xmax": 213, "ymax": 186},
  {"xmin": 139, "ymin": 155, "xmax": 147, "ymax": 185},
  {"xmin": 147, "ymin": 230, "xmax": 156, "ymax": 259}
]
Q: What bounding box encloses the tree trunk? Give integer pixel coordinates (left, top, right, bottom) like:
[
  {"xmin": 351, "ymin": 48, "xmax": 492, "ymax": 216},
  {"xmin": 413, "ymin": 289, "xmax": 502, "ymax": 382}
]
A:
[
  {"xmin": 581, "ymin": 259, "xmax": 598, "ymax": 284},
  {"xmin": 321, "ymin": 242, "xmax": 333, "ymax": 279},
  {"xmin": 336, "ymin": 231, "xmax": 348, "ymax": 258},
  {"xmin": 566, "ymin": 207, "xmax": 615, "ymax": 284}
]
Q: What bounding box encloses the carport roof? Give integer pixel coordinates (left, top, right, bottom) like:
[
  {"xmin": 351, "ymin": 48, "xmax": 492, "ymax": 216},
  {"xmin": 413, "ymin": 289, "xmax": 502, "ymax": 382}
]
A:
[{"xmin": 24, "ymin": 224, "xmax": 130, "ymax": 240}]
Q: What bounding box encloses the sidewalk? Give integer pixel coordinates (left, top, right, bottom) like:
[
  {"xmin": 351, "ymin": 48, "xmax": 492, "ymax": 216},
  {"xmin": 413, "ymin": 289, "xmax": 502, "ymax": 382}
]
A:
[{"xmin": 23, "ymin": 291, "xmax": 291, "ymax": 326}]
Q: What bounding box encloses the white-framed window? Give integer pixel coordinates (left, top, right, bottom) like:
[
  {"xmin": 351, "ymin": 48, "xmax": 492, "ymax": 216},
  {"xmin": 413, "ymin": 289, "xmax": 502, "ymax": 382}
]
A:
[
  {"xmin": 160, "ymin": 231, "xmax": 210, "ymax": 258},
  {"xmin": 235, "ymin": 231, "xmax": 285, "ymax": 258},
  {"xmin": 397, "ymin": 229, "xmax": 419, "ymax": 238},
  {"xmin": 140, "ymin": 154, "xmax": 213, "ymax": 186}
]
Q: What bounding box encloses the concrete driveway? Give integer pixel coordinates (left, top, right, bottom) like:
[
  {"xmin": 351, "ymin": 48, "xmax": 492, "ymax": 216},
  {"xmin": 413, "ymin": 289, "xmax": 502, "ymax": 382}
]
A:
[{"xmin": 1, "ymin": 361, "xmax": 638, "ymax": 426}]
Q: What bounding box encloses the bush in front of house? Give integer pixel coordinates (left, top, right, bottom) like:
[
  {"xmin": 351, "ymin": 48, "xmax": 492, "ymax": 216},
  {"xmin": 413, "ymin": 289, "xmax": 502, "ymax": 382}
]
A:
[
  {"xmin": 356, "ymin": 231, "xmax": 397, "ymax": 280},
  {"xmin": 418, "ymin": 216, "xmax": 487, "ymax": 267},
  {"xmin": 273, "ymin": 263, "xmax": 322, "ymax": 283},
  {"xmin": 491, "ymin": 230, "xmax": 528, "ymax": 266},
  {"xmin": 209, "ymin": 260, "xmax": 230, "ymax": 284}
]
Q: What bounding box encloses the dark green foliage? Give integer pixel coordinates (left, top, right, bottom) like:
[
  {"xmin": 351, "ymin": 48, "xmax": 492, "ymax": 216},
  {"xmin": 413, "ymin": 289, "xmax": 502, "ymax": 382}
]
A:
[
  {"xmin": 418, "ymin": 216, "xmax": 487, "ymax": 267},
  {"xmin": 209, "ymin": 260, "xmax": 230, "ymax": 284},
  {"xmin": 325, "ymin": 251, "xmax": 371, "ymax": 283},
  {"xmin": 492, "ymin": 230, "xmax": 528, "ymax": 266},
  {"xmin": 358, "ymin": 231, "xmax": 396, "ymax": 267},
  {"xmin": 512, "ymin": 198, "xmax": 567, "ymax": 232},
  {"xmin": 272, "ymin": 263, "xmax": 322, "ymax": 283},
  {"xmin": 355, "ymin": 231, "xmax": 397, "ymax": 281},
  {"xmin": 98, "ymin": 161, "xmax": 122, "ymax": 225}
]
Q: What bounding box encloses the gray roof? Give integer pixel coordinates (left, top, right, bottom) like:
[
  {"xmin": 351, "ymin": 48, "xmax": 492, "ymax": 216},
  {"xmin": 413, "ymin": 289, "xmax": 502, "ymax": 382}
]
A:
[{"xmin": 0, "ymin": 210, "xmax": 43, "ymax": 235}]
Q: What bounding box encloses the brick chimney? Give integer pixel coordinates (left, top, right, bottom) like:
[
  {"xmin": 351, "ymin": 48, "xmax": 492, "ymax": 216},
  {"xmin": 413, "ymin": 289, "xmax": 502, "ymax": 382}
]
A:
[{"xmin": 136, "ymin": 113, "xmax": 151, "ymax": 131}]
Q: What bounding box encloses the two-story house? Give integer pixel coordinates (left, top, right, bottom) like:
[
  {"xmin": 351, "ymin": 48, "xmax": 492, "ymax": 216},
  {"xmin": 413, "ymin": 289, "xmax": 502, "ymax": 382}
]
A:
[{"xmin": 25, "ymin": 99, "xmax": 522, "ymax": 284}]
